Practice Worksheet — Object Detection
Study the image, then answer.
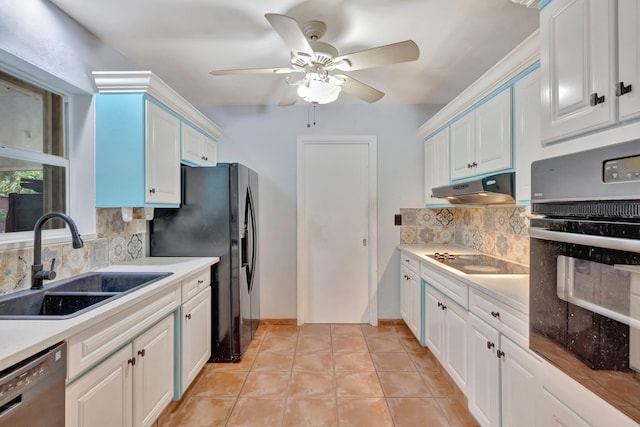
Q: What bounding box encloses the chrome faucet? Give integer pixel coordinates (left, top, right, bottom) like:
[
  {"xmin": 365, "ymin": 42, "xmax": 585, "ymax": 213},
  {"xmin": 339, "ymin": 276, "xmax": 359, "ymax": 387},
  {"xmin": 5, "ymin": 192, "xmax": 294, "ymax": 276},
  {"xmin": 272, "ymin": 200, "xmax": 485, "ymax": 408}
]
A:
[{"xmin": 31, "ymin": 212, "xmax": 84, "ymax": 290}]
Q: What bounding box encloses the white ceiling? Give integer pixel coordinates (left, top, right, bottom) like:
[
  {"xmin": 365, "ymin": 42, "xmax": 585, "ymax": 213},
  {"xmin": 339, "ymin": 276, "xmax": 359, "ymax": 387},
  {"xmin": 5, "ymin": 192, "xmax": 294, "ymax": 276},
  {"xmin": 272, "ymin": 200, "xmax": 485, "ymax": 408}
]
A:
[{"xmin": 49, "ymin": 0, "xmax": 539, "ymax": 107}]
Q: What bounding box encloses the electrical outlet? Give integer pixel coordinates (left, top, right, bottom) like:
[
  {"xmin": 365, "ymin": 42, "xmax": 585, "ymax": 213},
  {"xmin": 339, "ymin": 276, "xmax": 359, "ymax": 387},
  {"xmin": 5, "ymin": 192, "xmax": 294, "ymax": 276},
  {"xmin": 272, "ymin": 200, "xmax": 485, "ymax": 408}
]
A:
[{"xmin": 394, "ymin": 214, "xmax": 402, "ymax": 226}]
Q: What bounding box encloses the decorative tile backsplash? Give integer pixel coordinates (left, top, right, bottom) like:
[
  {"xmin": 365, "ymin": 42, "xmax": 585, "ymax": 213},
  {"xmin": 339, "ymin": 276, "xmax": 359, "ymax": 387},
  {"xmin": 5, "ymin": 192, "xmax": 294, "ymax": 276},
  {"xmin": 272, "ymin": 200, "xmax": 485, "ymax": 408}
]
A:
[
  {"xmin": 0, "ymin": 209, "xmax": 147, "ymax": 295},
  {"xmin": 399, "ymin": 206, "xmax": 529, "ymax": 265}
]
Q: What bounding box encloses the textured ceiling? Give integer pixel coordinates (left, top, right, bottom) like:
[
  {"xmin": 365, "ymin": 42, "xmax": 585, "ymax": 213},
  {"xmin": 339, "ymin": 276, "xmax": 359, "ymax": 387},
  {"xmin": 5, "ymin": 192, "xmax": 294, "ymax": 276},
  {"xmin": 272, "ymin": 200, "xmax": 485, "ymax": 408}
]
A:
[{"xmin": 50, "ymin": 0, "xmax": 539, "ymax": 106}]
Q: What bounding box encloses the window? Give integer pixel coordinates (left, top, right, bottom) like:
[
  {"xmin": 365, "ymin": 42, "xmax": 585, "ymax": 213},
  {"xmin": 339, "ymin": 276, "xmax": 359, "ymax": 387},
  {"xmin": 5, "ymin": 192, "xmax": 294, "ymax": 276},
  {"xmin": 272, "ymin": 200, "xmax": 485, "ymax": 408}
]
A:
[{"xmin": 0, "ymin": 70, "xmax": 68, "ymax": 233}]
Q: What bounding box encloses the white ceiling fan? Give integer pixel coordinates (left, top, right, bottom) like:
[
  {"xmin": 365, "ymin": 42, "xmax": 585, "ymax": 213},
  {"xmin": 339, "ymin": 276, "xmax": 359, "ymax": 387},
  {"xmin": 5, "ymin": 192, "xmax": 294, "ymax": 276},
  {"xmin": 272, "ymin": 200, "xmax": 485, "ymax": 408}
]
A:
[{"xmin": 209, "ymin": 13, "xmax": 420, "ymax": 105}]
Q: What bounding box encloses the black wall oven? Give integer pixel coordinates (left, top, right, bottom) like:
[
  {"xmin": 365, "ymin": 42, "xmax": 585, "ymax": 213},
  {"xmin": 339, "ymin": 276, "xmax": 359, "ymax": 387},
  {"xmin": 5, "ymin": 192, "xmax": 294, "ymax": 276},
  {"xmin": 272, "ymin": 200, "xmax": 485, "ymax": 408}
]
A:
[{"xmin": 529, "ymin": 139, "xmax": 640, "ymax": 423}]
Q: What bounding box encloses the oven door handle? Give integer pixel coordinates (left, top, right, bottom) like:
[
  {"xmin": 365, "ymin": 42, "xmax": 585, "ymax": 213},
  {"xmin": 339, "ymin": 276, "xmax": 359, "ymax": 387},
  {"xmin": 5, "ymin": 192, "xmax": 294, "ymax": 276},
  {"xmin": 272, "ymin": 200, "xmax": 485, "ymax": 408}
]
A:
[{"xmin": 529, "ymin": 227, "xmax": 640, "ymax": 253}]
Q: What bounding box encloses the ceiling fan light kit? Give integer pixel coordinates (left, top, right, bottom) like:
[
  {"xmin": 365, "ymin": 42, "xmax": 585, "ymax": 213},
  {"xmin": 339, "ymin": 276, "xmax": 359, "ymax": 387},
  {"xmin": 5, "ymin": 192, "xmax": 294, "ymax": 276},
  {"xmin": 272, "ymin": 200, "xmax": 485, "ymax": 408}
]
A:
[{"xmin": 209, "ymin": 13, "xmax": 420, "ymax": 105}]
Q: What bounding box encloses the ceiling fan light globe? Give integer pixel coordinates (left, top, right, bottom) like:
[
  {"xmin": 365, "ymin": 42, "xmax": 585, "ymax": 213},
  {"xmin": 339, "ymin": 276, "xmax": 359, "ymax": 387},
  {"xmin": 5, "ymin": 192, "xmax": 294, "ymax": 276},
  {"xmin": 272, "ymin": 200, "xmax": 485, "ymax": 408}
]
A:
[{"xmin": 297, "ymin": 79, "xmax": 341, "ymax": 104}]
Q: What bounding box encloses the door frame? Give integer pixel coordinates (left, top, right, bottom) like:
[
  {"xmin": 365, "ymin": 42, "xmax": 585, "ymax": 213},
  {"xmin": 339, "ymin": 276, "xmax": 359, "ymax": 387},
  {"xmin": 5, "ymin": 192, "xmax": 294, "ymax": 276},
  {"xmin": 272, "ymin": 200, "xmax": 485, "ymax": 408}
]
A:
[{"xmin": 296, "ymin": 135, "xmax": 378, "ymax": 326}]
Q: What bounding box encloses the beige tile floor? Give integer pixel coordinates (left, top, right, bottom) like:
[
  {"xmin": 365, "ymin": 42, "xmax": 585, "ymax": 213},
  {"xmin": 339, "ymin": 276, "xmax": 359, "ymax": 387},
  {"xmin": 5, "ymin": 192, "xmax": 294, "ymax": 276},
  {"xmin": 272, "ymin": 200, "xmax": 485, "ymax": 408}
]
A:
[{"xmin": 157, "ymin": 322, "xmax": 479, "ymax": 427}]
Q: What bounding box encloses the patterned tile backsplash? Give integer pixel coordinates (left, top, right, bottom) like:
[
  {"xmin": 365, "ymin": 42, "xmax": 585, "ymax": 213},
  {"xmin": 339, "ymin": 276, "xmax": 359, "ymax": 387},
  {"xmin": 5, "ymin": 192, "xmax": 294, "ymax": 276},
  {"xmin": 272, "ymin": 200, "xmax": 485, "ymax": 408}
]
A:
[
  {"xmin": 399, "ymin": 206, "xmax": 530, "ymax": 265},
  {"xmin": 0, "ymin": 209, "xmax": 147, "ymax": 295}
]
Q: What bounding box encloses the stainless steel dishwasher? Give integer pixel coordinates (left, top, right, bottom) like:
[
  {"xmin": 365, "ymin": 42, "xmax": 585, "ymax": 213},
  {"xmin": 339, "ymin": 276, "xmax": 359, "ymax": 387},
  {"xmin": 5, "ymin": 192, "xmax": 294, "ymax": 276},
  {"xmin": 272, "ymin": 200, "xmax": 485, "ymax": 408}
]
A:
[{"xmin": 0, "ymin": 342, "xmax": 66, "ymax": 427}]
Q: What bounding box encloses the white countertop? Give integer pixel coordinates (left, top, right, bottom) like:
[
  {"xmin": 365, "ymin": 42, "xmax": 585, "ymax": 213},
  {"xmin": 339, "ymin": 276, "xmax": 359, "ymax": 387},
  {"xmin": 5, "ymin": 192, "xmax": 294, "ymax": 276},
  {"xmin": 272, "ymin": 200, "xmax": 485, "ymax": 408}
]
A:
[
  {"xmin": 399, "ymin": 244, "xmax": 529, "ymax": 314},
  {"xmin": 0, "ymin": 256, "xmax": 218, "ymax": 372}
]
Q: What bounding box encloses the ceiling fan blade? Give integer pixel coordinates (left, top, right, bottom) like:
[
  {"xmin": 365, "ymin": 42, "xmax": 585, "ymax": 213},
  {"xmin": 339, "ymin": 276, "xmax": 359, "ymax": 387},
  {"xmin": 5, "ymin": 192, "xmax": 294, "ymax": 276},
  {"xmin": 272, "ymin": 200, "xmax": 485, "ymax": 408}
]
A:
[
  {"xmin": 332, "ymin": 74, "xmax": 384, "ymax": 103},
  {"xmin": 209, "ymin": 67, "xmax": 299, "ymax": 75},
  {"xmin": 265, "ymin": 13, "xmax": 315, "ymax": 60},
  {"xmin": 334, "ymin": 40, "xmax": 419, "ymax": 71},
  {"xmin": 278, "ymin": 85, "xmax": 299, "ymax": 106}
]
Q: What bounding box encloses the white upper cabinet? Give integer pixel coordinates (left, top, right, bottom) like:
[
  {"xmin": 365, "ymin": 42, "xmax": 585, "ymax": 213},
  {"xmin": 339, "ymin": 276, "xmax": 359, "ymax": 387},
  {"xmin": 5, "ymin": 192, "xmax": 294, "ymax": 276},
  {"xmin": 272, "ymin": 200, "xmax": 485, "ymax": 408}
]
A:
[
  {"xmin": 450, "ymin": 89, "xmax": 512, "ymax": 180},
  {"xmin": 181, "ymin": 123, "xmax": 218, "ymax": 167},
  {"xmin": 618, "ymin": 0, "xmax": 640, "ymax": 122},
  {"xmin": 450, "ymin": 112, "xmax": 476, "ymax": 180},
  {"xmin": 474, "ymin": 89, "xmax": 513, "ymax": 176},
  {"xmin": 540, "ymin": 0, "xmax": 617, "ymax": 143},
  {"xmin": 145, "ymin": 101, "xmax": 181, "ymax": 205},
  {"xmin": 424, "ymin": 127, "xmax": 450, "ymax": 205}
]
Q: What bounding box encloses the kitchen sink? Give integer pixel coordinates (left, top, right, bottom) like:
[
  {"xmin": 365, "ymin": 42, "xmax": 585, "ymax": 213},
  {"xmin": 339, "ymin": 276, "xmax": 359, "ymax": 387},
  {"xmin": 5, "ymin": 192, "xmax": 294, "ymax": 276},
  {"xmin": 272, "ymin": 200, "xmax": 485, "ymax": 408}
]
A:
[{"xmin": 0, "ymin": 272, "xmax": 172, "ymax": 319}]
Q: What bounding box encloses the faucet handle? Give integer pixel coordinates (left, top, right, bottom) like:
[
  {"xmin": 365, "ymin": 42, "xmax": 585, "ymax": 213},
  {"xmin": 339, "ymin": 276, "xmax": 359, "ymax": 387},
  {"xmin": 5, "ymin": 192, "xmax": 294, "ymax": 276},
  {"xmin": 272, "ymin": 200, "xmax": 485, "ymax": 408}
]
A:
[{"xmin": 46, "ymin": 258, "xmax": 57, "ymax": 280}]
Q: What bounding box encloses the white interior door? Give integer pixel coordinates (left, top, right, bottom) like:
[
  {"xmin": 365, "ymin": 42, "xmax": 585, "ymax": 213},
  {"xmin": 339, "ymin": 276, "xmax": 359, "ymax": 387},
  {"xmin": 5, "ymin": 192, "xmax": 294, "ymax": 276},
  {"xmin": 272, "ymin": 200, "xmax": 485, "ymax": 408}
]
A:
[{"xmin": 297, "ymin": 136, "xmax": 377, "ymax": 324}]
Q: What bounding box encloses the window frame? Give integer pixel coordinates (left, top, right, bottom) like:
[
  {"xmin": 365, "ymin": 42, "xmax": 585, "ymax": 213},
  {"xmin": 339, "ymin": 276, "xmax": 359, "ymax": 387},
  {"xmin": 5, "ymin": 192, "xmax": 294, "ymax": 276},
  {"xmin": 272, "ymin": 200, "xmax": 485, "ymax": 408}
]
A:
[{"xmin": 0, "ymin": 53, "xmax": 96, "ymax": 249}]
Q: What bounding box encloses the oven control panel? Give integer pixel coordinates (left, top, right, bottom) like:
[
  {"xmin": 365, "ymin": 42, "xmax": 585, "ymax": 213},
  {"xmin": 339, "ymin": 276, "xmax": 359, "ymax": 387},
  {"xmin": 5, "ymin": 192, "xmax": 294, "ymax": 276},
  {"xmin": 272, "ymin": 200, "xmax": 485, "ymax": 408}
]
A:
[{"xmin": 604, "ymin": 155, "xmax": 640, "ymax": 183}]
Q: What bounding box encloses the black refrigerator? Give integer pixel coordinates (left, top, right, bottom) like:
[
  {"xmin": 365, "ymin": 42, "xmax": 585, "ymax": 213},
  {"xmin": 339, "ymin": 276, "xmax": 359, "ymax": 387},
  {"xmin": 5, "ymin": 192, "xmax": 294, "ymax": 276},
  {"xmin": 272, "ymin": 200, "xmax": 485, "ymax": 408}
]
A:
[{"xmin": 149, "ymin": 163, "xmax": 259, "ymax": 362}]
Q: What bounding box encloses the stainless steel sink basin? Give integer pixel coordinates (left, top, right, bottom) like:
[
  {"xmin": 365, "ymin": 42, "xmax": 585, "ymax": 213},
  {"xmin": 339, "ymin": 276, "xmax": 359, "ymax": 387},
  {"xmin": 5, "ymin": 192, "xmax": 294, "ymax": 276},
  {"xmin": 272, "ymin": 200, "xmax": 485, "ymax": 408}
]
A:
[{"xmin": 0, "ymin": 272, "xmax": 172, "ymax": 319}]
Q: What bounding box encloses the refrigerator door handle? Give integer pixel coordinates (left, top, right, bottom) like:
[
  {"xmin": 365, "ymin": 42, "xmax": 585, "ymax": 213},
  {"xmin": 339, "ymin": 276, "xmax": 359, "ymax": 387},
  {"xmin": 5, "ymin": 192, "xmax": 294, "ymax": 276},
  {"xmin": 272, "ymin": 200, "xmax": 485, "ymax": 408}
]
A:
[{"xmin": 247, "ymin": 187, "xmax": 257, "ymax": 292}]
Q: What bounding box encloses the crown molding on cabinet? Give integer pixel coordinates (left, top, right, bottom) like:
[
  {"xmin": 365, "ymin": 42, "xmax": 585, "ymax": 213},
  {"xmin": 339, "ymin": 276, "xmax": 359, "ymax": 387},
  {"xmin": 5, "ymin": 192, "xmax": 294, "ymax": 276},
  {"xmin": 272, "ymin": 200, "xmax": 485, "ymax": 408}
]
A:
[
  {"xmin": 419, "ymin": 30, "xmax": 540, "ymax": 139},
  {"xmin": 92, "ymin": 71, "xmax": 222, "ymax": 139}
]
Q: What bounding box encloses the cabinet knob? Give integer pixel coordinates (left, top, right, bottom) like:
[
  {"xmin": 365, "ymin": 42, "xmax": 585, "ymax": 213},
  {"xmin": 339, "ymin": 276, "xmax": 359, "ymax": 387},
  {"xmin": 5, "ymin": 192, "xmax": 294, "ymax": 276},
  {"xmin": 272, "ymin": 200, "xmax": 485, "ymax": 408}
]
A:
[
  {"xmin": 137, "ymin": 349, "xmax": 146, "ymax": 357},
  {"xmin": 616, "ymin": 82, "xmax": 633, "ymax": 97},
  {"xmin": 128, "ymin": 357, "xmax": 136, "ymax": 366},
  {"xmin": 471, "ymin": 161, "xmax": 478, "ymax": 167},
  {"xmin": 437, "ymin": 301, "xmax": 442, "ymax": 308},
  {"xmin": 487, "ymin": 341, "xmax": 495, "ymax": 349},
  {"xmin": 149, "ymin": 188, "xmax": 156, "ymax": 194},
  {"xmin": 197, "ymin": 279, "xmax": 204, "ymax": 284},
  {"xmin": 590, "ymin": 92, "xmax": 606, "ymax": 106},
  {"xmin": 442, "ymin": 304, "xmax": 447, "ymax": 311},
  {"xmin": 467, "ymin": 163, "xmax": 473, "ymax": 169},
  {"xmin": 404, "ymin": 259, "xmax": 410, "ymax": 263},
  {"xmin": 497, "ymin": 350, "xmax": 505, "ymax": 359},
  {"xmin": 186, "ymin": 313, "xmax": 192, "ymax": 320},
  {"xmin": 490, "ymin": 311, "xmax": 500, "ymax": 318}
]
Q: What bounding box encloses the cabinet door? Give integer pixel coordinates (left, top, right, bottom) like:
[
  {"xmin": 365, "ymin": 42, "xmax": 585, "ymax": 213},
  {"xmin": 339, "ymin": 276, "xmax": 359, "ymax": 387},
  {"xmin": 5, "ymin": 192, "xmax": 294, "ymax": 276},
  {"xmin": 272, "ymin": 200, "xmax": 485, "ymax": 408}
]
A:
[
  {"xmin": 145, "ymin": 101, "xmax": 181, "ymax": 204},
  {"xmin": 181, "ymin": 122, "xmax": 204, "ymax": 165},
  {"xmin": 182, "ymin": 287, "xmax": 212, "ymax": 394},
  {"xmin": 450, "ymin": 112, "xmax": 475, "ymax": 180},
  {"xmin": 66, "ymin": 344, "xmax": 134, "ymax": 427},
  {"xmin": 400, "ymin": 266, "xmax": 410, "ymax": 325},
  {"xmin": 500, "ymin": 336, "xmax": 541, "ymax": 427},
  {"xmin": 514, "ymin": 69, "xmax": 541, "ymax": 202},
  {"xmin": 444, "ymin": 298, "xmax": 468, "ymax": 394},
  {"xmin": 467, "ymin": 313, "xmax": 500, "ymax": 427},
  {"xmin": 201, "ymin": 136, "xmax": 218, "ymax": 167},
  {"xmin": 407, "ymin": 270, "xmax": 421, "ymax": 340},
  {"xmin": 540, "ymin": 0, "xmax": 616, "ymax": 143},
  {"xmin": 474, "ymin": 89, "xmax": 512, "ymax": 176},
  {"xmin": 424, "ymin": 128, "xmax": 450, "ymax": 205},
  {"xmin": 618, "ymin": 0, "xmax": 640, "ymax": 121},
  {"xmin": 425, "ymin": 285, "xmax": 445, "ymax": 361},
  {"xmin": 133, "ymin": 314, "xmax": 174, "ymax": 427}
]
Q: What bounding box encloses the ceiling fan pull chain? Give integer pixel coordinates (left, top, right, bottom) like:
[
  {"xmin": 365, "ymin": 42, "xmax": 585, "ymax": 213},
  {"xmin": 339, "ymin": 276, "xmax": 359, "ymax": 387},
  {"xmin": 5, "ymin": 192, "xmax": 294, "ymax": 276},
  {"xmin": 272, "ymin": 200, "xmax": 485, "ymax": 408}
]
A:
[
  {"xmin": 307, "ymin": 104, "xmax": 311, "ymax": 128},
  {"xmin": 313, "ymin": 103, "xmax": 317, "ymax": 126}
]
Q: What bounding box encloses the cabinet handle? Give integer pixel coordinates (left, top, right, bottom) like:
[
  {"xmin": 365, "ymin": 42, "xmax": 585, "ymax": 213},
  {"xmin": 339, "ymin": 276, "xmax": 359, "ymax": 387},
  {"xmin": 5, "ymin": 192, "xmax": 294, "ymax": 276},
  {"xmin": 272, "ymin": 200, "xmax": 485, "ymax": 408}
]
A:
[
  {"xmin": 137, "ymin": 349, "xmax": 146, "ymax": 357},
  {"xmin": 497, "ymin": 350, "xmax": 505, "ymax": 359},
  {"xmin": 487, "ymin": 341, "xmax": 495, "ymax": 350},
  {"xmin": 590, "ymin": 92, "xmax": 606, "ymax": 106},
  {"xmin": 467, "ymin": 163, "xmax": 473, "ymax": 169},
  {"xmin": 149, "ymin": 188, "xmax": 156, "ymax": 194},
  {"xmin": 471, "ymin": 161, "xmax": 478, "ymax": 167},
  {"xmin": 404, "ymin": 259, "xmax": 410, "ymax": 263},
  {"xmin": 491, "ymin": 311, "xmax": 500, "ymax": 318},
  {"xmin": 128, "ymin": 357, "xmax": 136, "ymax": 366},
  {"xmin": 186, "ymin": 313, "xmax": 192, "ymax": 320},
  {"xmin": 441, "ymin": 304, "xmax": 447, "ymax": 311},
  {"xmin": 197, "ymin": 279, "xmax": 204, "ymax": 284},
  {"xmin": 616, "ymin": 82, "xmax": 633, "ymax": 97},
  {"xmin": 437, "ymin": 301, "xmax": 442, "ymax": 308}
]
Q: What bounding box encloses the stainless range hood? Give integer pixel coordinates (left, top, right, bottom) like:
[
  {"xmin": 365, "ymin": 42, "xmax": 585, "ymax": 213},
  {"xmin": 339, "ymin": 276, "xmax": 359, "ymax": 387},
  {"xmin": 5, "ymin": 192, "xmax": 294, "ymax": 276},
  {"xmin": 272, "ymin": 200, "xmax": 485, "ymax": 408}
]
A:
[{"xmin": 431, "ymin": 172, "xmax": 515, "ymax": 205}]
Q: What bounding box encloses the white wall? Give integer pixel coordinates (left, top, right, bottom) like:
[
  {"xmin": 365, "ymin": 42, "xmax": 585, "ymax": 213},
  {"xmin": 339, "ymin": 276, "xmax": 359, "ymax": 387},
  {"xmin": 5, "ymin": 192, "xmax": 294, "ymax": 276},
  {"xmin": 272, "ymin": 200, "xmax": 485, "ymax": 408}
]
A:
[
  {"xmin": 0, "ymin": 0, "xmax": 136, "ymax": 236},
  {"xmin": 200, "ymin": 104, "xmax": 441, "ymax": 319}
]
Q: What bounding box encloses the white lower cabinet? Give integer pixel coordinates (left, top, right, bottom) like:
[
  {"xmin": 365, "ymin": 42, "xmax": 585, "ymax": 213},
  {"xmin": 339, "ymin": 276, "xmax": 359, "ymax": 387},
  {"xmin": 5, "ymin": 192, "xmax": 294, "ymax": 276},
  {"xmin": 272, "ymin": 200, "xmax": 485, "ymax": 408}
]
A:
[
  {"xmin": 181, "ymin": 286, "xmax": 212, "ymax": 394},
  {"xmin": 425, "ymin": 284, "xmax": 467, "ymax": 393},
  {"xmin": 66, "ymin": 314, "xmax": 174, "ymax": 427},
  {"xmin": 538, "ymin": 389, "xmax": 591, "ymax": 427},
  {"xmin": 400, "ymin": 265, "xmax": 421, "ymax": 341},
  {"xmin": 467, "ymin": 313, "xmax": 541, "ymax": 427}
]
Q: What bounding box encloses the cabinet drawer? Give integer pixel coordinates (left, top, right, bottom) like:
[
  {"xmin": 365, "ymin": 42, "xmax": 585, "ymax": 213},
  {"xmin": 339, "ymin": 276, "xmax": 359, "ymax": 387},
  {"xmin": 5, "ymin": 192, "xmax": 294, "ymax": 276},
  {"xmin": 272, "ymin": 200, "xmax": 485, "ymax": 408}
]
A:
[
  {"xmin": 469, "ymin": 288, "xmax": 528, "ymax": 348},
  {"xmin": 401, "ymin": 251, "xmax": 420, "ymax": 274},
  {"xmin": 182, "ymin": 268, "xmax": 211, "ymax": 302},
  {"xmin": 421, "ymin": 262, "xmax": 468, "ymax": 309},
  {"xmin": 67, "ymin": 286, "xmax": 180, "ymax": 380}
]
